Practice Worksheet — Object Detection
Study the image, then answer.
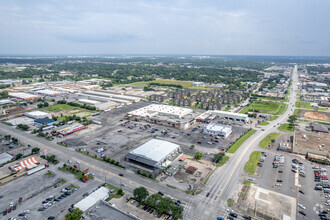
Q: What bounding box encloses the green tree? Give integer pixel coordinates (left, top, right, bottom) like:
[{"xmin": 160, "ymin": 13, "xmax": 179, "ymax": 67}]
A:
[
  {"xmin": 15, "ymin": 153, "xmax": 23, "ymax": 160},
  {"xmin": 133, "ymin": 187, "xmax": 149, "ymax": 202},
  {"xmin": 65, "ymin": 208, "xmax": 83, "ymax": 220},
  {"xmin": 213, "ymin": 152, "xmax": 225, "ymax": 163},
  {"xmin": 32, "ymin": 147, "xmax": 40, "ymax": 154},
  {"xmin": 146, "ymin": 193, "xmax": 162, "ymax": 208},
  {"xmin": 156, "ymin": 198, "xmax": 173, "ymax": 215},
  {"xmin": 117, "ymin": 188, "xmax": 124, "ymax": 195},
  {"xmin": 194, "ymin": 152, "xmax": 203, "ymax": 160}
]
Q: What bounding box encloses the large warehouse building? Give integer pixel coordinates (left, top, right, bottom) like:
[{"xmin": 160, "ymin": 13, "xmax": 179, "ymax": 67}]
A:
[
  {"xmin": 126, "ymin": 139, "xmax": 180, "ymax": 170},
  {"xmin": 203, "ymin": 123, "xmax": 232, "ymax": 138},
  {"xmin": 9, "ymin": 92, "xmax": 40, "ymax": 101},
  {"xmin": 126, "ymin": 104, "xmax": 200, "ymax": 129},
  {"xmin": 196, "ymin": 110, "xmax": 249, "ymax": 123},
  {"xmin": 25, "ymin": 110, "xmax": 52, "ymax": 119}
]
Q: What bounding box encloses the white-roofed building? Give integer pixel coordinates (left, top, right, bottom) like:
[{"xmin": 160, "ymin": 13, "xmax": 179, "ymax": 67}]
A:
[
  {"xmin": 211, "ymin": 110, "xmax": 249, "ymax": 122},
  {"xmin": 35, "ymin": 89, "xmax": 64, "ymax": 96},
  {"xmin": 74, "ymin": 187, "xmax": 109, "ymax": 212},
  {"xmin": 126, "ymin": 104, "xmax": 199, "ymax": 129},
  {"xmin": 25, "ymin": 110, "xmax": 51, "ymax": 119},
  {"xmin": 8, "ymin": 92, "xmax": 40, "ymax": 101},
  {"xmin": 203, "ymin": 123, "xmax": 232, "ymax": 138},
  {"xmin": 126, "ymin": 139, "xmax": 180, "ymax": 170}
]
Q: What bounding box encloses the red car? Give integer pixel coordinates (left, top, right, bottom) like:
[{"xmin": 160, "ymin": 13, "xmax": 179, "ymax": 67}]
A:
[
  {"xmin": 197, "ymin": 141, "xmax": 202, "ymax": 144},
  {"xmin": 117, "ymin": 130, "xmax": 122, "ymax": 133},
  {"xmin": 74, "ymin": 165, "xmax": 78, "ymax": 168},
  {"xmin": 210, "ymin": 139, "xmax": 215, "ymax": 142}
]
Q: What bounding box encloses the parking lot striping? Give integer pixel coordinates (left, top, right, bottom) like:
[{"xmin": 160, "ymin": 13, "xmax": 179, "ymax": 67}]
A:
[{"xmin": 295, "ymin": 173, "xmax": 301, "ymax": 187}]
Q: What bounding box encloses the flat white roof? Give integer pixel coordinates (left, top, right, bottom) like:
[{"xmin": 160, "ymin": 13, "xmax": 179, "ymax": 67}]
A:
[
  {"xmin": 26, "ymin": 111, "xmax": 50, "ymax": 117},
  {"xmin": 205, "ymin": 123, "xmax": 231, "ymax": 133},
  {"xmin": 128, "ymin": 104, "xmax": 193, "ymax": 119},
  {"xmin": 130, "ymin": 139, "xmax": 179, "ymax": 163},
  {"xmin": 78, "ymin": 98, "xmax": 101, "ymax": 105},
  {"xmin": 36, "ymin": 89, "xmax": 63, "ymax": 95},
  {"xmin": 74, "ymin": 186, "xmax": 109, "ymax": 212},
  {"xmin": 212, "ymin": 110, "xmax": 248, "ymax": 118},
  {"xmin": 8, "ymin": 92, "xmax": 40, "ymax": 99}
]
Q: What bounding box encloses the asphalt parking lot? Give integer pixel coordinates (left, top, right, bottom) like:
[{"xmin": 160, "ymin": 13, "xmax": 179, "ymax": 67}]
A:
[
  {"xmin": 61, "ymin": 102, "xmax": 249, "ymax": 164},
  {"xmin": 1, "ymin": 163, "xmax": 99, "ymax": 220},
  {"xmin": 253, "ymin": 150, "xmax": 330, "ymax": 220}
]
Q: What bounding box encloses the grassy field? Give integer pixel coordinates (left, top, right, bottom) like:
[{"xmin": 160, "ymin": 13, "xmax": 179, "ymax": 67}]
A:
[
  {"xmin": 293, "ymin": 109, "xmax": 300, "ymax": 116},
  {"xmin": 278, "ymin": 123, "xmax": 294, "ymax": 133},
  {"xmin": 227, "ymin": 129, "xmax": 256, "ymax": 153},
  {"xmin": 131, "ymin": 79, "xmax": 212, "ymax": 90},
  {"xmin": 103, "ymin": 183, "xmax": 124, "ymax": 200},
  {"xmin": 276, "ymin": 103, "xmax": 287, "ymax": 115},
  {"xmin": 42, "ymin": 104, "xmax": 84, "ymax": 113},
  {"xmin": 295, "ymin": 101, "xmax": 314, "ymax": 110},
  {"xmin": 243, "ymin": 180, "xmax": 256, "ymax": 186},
  {"xmin": 259, "ymin": 121, "xmax": 269, "ymax": 126},
  {"xmin": 259, "ymin": 133, "xmax": 280, "ymax": 148},
  {"xmin": 244, "ymin": 151, "xmax": 261, "ymax": 175},
  {"xmin": 268, "ymin": 116, "xmax": 279, "ymax": 121},
  {"xmin": 239, "ymin": 101, "xmax": 286, "ymax": 115},
  {"xmin": 132, "ymin": 79, "xmax": 193, "ymax": 87},
  {"xmin": 216, "ymin": 156, "xmax": 230, "ymax": 167}
]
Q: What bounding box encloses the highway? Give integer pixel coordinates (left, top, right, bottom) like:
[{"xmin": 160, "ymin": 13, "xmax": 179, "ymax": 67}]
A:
[
  {"xmin": 0, "ymin": 65, "xmax": 298, "ymax": 220},
  {"xmin": 184, "ymin": 65, "xmax": 298, "ymax": 219}
]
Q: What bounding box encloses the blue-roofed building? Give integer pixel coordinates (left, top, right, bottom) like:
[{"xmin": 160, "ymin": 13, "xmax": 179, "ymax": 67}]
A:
[{"xmin": 34, "ymin": 117, "xmax": 55, "ymax": 127}]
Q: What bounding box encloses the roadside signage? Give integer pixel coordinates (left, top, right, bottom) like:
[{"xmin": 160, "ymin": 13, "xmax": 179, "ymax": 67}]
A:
[{"xmin": 42, "ymin": 148, "xmax": 47, "ymax": 156}]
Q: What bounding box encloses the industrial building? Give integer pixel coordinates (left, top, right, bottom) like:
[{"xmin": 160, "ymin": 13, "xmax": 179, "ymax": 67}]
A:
[
  {"xmin": 126, "ymin": 104, "xmax": 200, "ymax": 129},
  {"xmin": 83, "ymin": 200, "xmax": 140, "ymax": 220},
  {"xmin": 203, "ymin": 123, "xmax": 232, "ymax": 138},
  {"xmin": 126, "ymin": 139, "xmax": 180, "ymax": 170},
  {"xmin": 34, "ymin": 89, "xmax": 64, "ymax": 96},
  {"xmin": 0, "ymin": 99, "xmax": 12, "ymax": 105},
  {"xmin": 53, "ymin": 123, "xmax": 86, "ymax": 136},
  {"xmin": 34, "ymin": 117, "xmax": 55, "ymax": 126},
  {"xmin": 77, "ymin": 98, "xmax": 118, "ymax": 110},
  {"xmin": 0, "ymin": 153, "xmax": 13, "ymax": 164},
  {"xmin": 74, "ymin": 187, "xmax": 109, "ymax": 212},
  {"xmin": 25, "ymin": 110, "xmax": 52, "ymax": 119},
  {"xmin": 8, "ymin": 92, "xmax": 40, "ymax": 101},
  {"xmin": 196, "ymin": 110, "xmax": 249, "ymax": 123}
]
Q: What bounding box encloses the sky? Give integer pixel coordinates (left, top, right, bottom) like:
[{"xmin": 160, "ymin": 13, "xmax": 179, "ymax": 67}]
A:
[{"xmin": 0, "ymin": 0, "xmax": 329, "ymax": 56}]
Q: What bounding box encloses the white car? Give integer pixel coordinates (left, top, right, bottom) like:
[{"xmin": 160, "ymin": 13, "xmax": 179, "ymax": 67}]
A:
[
  {"xmin": 76, "ymin": 161, "xmax": 80, "ymax": 164},
  {"xmin": 298, "ymin": 203, "xmax": 306, "ymax": 209},
  {"xmin": 275, "ymin": 183, "xmax": 282, "ymax": 186},
  {"xmin": 67, "ymin": 160, "xmax": 72, "ymax": 163},
  {"xmin": 326, "ymin": 203, "xmax": 330, "ymax": 206},
  {"xmin": 227, "ymin": 209, "xmax": 233, "ymax": 213},
  {"xmin": 167, "ymin": 195, "xmax": 173, "ymax": 200},
  {"xmin": 121, "ymin": 183, "xmax": 126, "ymax": 187},
  {"xmin": 10, "ymin": 202, "xmax": 14, "ymax": 207},
  {"xmin": 23, "ymin": 210, "xmax": 30, "ymax": 213},
  {"xmin": 326, "ymin": 195, "xmax": 330, "ymax": 198}
]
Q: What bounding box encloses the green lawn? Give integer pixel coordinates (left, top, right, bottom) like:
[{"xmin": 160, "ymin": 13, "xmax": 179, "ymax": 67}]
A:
[
  {"xmin": 58, "ymin": 165, "xmax": 93, "ymax": 180},
  {"xmin": 216, "ymin": 156, "xmax": 230, "ymax": 167},
  {"xmin": 227, "ymin": 129, "xmax": 256, "ymax": 153},
  {"xmin": 243, "ymin": 180, "xmax": 257, "ymax": 186},
  {"xmin": 293, "ymin": 109, "xmax": 300, "ymax": 116},
  {"xmin": 295, "ymin": 101, "xmax": 314, "ymax": 110},
  {"xmin": 278, "ymin": 123, "xmax": 294, "ymax": 133},
  {"xmin": 259, "ymin": 133, "xmax": 280, "ymax": 148},
  {"xmin": 239, "ymin": 101, "xmax": 286, "ymax": 115},
  {"xmin": 103, "ymin": 183, "xmax": 125, "ymax": 200},
  {"xmin": 131, "ymin": 79, "xmax": 193, "ymax": 88},
  {"xmin": 276, "ymin": 103, "xmax": 287, "ymax": 115},
  {"xmin": 42, "ymin": 104, "xmax": 84, "ymax": 113},
  {"xmin": 244, "ymin": 151, "xmax": 261, "ymax": 175},
  {"xmin": 67, "ymin": 184, "xmax": 77, "ymax": 189},
  {"xmin": 268, "ymin": 116, "xmax": 279, "ymax": 121},
  {"xmin": 259, "ymin": 121, "xmax": 269, "ymax": 126}
]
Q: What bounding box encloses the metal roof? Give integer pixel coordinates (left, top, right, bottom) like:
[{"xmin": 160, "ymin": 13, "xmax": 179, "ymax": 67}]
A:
[
  {"xmin": 127, "ymin": 139, "xmax": 179, "ymax": 165},
  {"xmin": 74, "ymin": 187, "xmax": 109, "ymax": 212}
]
